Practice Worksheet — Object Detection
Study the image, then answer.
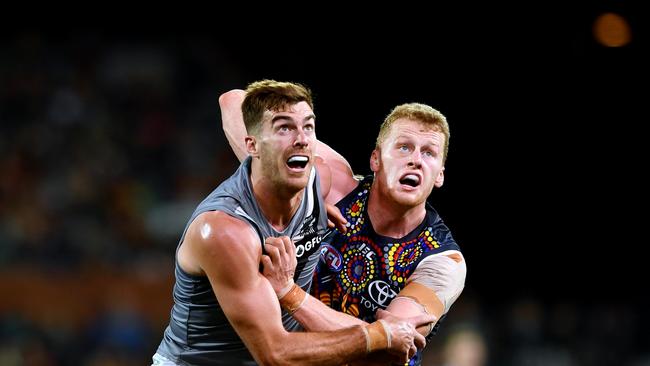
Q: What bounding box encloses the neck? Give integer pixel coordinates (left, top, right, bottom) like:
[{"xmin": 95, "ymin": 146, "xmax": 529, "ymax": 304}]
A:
[
  {"xmin": 367, "ymin": 182, "xmax": 426, "ymax": 238},
  {"xmin": 250, "ymin": 160, "xmax": 304, "ymax": 231}
]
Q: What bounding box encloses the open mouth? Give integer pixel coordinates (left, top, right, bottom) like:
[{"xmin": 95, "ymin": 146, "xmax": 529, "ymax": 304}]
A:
[
  {"xmin": 399, "ymin": 174, "xmax": 421, "ymax": 187},
  {"xmin": 286, "ymin": 155, "xmax": 309, "ymax": 170}
]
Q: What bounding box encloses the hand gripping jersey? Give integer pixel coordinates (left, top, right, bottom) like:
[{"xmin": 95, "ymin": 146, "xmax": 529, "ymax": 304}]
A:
[
  {"xmin": 156, "ymin": 157, "xmax": 328, "ymax": 365},
  {"xmin": 313, "ymin": 176, "xmax": 461, "ymax": 366}
]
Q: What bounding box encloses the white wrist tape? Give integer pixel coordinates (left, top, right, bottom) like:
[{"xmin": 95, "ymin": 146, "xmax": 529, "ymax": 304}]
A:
[
  {"xmin": 277, "ymin": 279, "xmax": 295, "ymax": 299},
  {"xmin": 363, "ymin": 319, "xmax": 391, "ymax": 353}
]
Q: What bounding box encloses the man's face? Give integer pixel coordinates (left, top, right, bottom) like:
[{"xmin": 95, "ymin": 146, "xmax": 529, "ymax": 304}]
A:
[
  {"xmin": 253, "ymin": 101, "xmax": 316, "ymax": 192},
  {"xmin": 372, "ymin": 119, "xmax": 445, "ymax": 208}
]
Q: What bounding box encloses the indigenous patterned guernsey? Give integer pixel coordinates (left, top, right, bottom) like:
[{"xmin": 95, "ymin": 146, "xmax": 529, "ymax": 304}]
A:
[{"xmin": 313, "ymin": 176, "xmax": 460, "ymax": 366}]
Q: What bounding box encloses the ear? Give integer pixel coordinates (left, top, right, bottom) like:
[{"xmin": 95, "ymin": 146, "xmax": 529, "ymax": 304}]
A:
[
  {"xmin": 245, "ymin": 136, "xmax": 258, "ymax": 157},
  {"xmin": 434, "ymin": 166, "xmax": 445, "ymax": 188},
  {"xmin": 370, "ymin": 149, "xmax": 380, "ymax": 172}
]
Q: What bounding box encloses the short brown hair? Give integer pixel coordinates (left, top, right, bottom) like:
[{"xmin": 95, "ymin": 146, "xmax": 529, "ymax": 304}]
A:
[
  {"xmin": 242, "ymin": 80, "xmax": 313, "ymax": 136},
  {"xmin": 376, "ymin": 103, "xmax": 451, "ymax": 162}
]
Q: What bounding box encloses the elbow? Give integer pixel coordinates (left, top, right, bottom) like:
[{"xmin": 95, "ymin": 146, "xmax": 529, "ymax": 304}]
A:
[
  {"xmin": 219, "ymin": 89, "xmax": 246, "ymax": 108},
  {"xmin": 256, "ymin": 349, "xmax": 292, "ymax": 366},
  {"xmin": 252, "ymin": 337, "xmax": 295, "ymax": 366}
]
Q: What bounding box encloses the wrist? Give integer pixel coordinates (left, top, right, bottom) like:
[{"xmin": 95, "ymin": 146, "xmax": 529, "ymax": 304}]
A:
[
  {"xmin": 276, "ymin": 279, "xmax": 295, "ymax": 299},
  {"xmin": 363, "ymin": 320, "xmax": 391, "ymax": 353},
  {"xmin": 278, "ymin": 283, "xmax": 307, "ymax": 315}
]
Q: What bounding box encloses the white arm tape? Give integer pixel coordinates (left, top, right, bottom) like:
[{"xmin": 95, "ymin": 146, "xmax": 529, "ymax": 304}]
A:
[{"xmin": 407, "ymin": 250, "xmax": 466, "ymax": 314}]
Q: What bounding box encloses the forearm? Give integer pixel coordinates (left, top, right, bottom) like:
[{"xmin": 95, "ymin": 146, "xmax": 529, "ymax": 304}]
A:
[
  {"xmin": 292, "ymin": 295, "xmax": 367, "ymax": 331},
  {"xmin": 231, "ymin": 296, "xmax": 373, "ymax": 366},
  {"xmin": 276, "ymin": 285, "xmax": 413, "ymax": 365},
  {"xmin": 224, "ymin": 123, "xmax": 248, "ymax": 162},
  {"xmin": 267, "ymin": 246, "xmax": 366, "ymax": 332},
  {"xmin": 218, "ymin": 89, "xmax": 248, "ymax": 162},
  {"xmin": 275, "ymin": 283, "xmax": 426, "ymax": 365},
  {"xmin": 314, "ymin": 140, "xmax": 358, "ymax": 204},
  {"xmin": 276, "ymin": 325, "xmax": 368, "ymax": 365}
]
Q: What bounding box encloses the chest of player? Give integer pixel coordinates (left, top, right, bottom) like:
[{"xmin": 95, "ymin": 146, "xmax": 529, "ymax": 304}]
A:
[
  {"xmin": 290, "ymin": 214, "xmax": 327, "ymax": 265},
  {"xmin": 323, "ymin": 227, "xmax": 440, "ymax": 319}
]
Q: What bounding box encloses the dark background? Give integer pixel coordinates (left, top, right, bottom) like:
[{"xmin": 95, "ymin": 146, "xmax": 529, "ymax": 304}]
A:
[{"xmin": 1, "ymin": 3, "xmax": 647, "ymax": 365}]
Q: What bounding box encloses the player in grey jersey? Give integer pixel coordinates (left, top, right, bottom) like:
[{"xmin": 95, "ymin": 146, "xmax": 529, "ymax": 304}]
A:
[{"xmin": 152, "ymin": 80, "xmax": 433, "ymax": 365}]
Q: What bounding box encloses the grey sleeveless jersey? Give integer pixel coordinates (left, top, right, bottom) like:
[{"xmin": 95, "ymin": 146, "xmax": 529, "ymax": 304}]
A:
[{"xmin": 156, "ymin": 156, "xmax": 328, "ymax": 365}]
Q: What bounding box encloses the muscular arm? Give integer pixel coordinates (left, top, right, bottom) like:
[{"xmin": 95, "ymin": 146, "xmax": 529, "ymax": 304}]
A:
[
  {"xmin": 186, "ymin": 213, "xmax": 429, "ymax": 364},
  {"xmin": 187, "ymin": 211, "xmax": 370, "ymax": 365},
  {"xmin": 263, "ymin": 237, "xmax": 436, "ymax": 337},
  {"xmin": 291, "ymin": 293, "xmax": 367, "ymax": 331},
  {"xmin": 264, "ymin": 240, "xmax": 464, "ymax": 340},
  {"xmin": 385, "ymin": 252, "xmax": 467, "ymax": 337}
]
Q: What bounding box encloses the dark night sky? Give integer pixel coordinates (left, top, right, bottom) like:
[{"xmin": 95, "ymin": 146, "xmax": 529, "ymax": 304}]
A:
[
  {"xmin": 201, "ymin": 6, "xmax": 648, "ymax": 302},
  {"xmin": 263, "ymin": 6, "xmax": 643, "ymax": 302}
]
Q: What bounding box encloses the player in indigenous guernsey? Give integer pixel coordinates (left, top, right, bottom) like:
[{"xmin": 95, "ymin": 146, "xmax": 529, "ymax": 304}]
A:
[
  {"xmin": 313, "ymin": 174, "xmax": 463, "ymax": 366},
  {"xmin": 221, "ymin": 85, "xmax": 465, "ymax": 366}
]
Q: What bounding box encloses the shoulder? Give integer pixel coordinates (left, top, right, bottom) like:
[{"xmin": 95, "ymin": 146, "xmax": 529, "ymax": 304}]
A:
[
  {"xmin": 336, "ymin": 175, "xmax": 370, "ymax": 207},
  {"xmin": 186, "ymin": 211, "xmax": 261, "ymax": 267},
  {"xmin": 421, "ymin": 205, "xmax": 461, "ymax": 252}
]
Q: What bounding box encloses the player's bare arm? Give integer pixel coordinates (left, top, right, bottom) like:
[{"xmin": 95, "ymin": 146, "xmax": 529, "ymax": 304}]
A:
[
  {"xmin": 263, "ymin": 237, "xmax": 433, "ymax": 352},
  {"xmin": 180, "ymin": 212, "xmax": 425, "ymax": 365}
]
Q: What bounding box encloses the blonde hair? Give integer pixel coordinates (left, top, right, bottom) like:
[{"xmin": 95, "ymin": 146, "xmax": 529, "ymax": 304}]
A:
[
  {"xmin": 376, "ymin": 103, "xmax": 450, "ymax": 162},
  {"xmin": 242, "ymin": 80, "xmax": 313, "ymax": 136}
]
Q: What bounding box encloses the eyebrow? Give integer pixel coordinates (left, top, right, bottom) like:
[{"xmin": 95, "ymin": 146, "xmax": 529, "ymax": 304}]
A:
[
  {"xmin": 395, "ymin": 136, "xmax": 440, "ymax": 148},
  {"xmin": 271, "ymin": 114, "xmax": 316, "ymax": 124}
]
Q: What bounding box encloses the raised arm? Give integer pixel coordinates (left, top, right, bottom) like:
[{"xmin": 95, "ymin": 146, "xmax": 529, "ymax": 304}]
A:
[
  {"xmin": 313, "ymin": 140, "xmax": 359, "ymax": 205},
  {"xmin": 184, "ymin": 211, "xmax": 428, "ymax": 365},
  {"xmin": 219, "ymin": 89, "xmax": 249, "ymax": 162}
]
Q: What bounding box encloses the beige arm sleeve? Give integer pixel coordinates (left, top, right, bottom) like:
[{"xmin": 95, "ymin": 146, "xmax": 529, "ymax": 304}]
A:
[{"xmin": 407, "ymin": 251, "xmax": 467, "ymax": 314}]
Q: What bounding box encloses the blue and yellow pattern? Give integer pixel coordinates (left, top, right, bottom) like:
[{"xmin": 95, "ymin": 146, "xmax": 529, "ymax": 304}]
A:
[{"xmin": 313, "ymin": 176, "xmax": 460, "ymax": 366}]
